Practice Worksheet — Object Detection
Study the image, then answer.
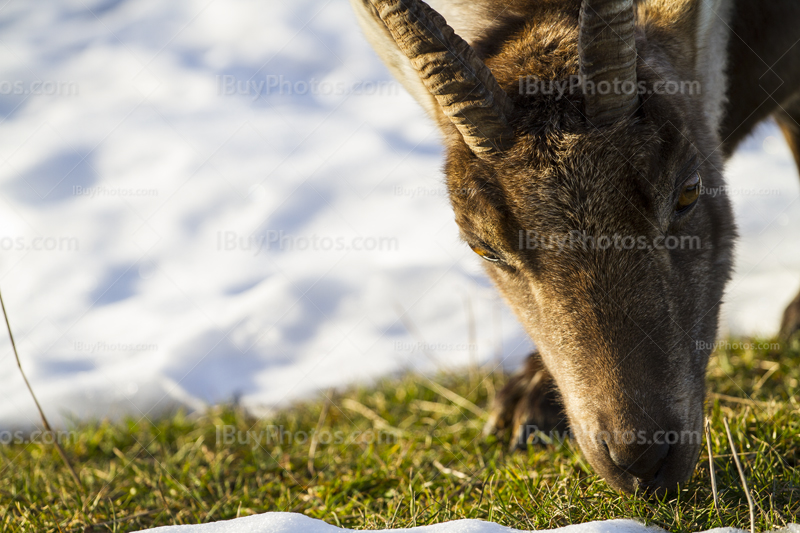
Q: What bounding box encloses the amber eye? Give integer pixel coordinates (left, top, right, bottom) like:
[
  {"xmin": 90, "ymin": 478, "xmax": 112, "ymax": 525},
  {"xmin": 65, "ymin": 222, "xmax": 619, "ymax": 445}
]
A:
[
  {"xmin": 677, "ymin": 172, "xmax": 701, "ymax": 211},
  {"xmin": 469, "ymin": 243, "xmax": 501, "ymax": 263}
]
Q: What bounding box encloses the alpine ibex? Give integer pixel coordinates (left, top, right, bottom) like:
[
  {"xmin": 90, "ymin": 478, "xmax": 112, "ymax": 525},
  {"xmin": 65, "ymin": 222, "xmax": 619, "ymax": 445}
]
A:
[{"xmin": 350, "ymin": 0, "xmax": 800, "ymax": 494}]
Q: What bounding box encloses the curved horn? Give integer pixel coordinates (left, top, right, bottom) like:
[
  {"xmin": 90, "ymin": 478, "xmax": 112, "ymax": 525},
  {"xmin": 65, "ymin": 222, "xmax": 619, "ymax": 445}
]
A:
[
  {"xmin": 369, "ymin": 0, "xmax": 515, "ymax": 155},
  {"xmin": 579, "ymin": 0, "xmax": 639, "ymax": 125}
]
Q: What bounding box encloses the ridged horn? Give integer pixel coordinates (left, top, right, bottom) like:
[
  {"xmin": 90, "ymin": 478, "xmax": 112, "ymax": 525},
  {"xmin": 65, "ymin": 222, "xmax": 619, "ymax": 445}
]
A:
[
  {"xmin": 579, "ymin": 0, "xmax": 639, "ymax": 125},
  {"xmin": 369, "ymin": 0, "xmax": 515, "ymax": 155}
]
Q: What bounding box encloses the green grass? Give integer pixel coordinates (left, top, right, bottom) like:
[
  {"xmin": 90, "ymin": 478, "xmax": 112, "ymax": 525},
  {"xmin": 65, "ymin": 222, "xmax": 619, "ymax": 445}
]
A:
[{"xmin": 1, "ymin": 339, "xmax": 799, "ymax": 532}]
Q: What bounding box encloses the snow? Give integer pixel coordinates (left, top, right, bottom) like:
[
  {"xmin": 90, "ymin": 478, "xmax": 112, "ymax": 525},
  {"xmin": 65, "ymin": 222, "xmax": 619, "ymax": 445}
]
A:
[
  {"xmin": 134, "ymin": 514, "xmax": 800, "ymax": 533},
  {"xmin": 135, "ymin": 513, "xmax": 792, "ymax": 533},
  {"xmin": 0, "ymin": 0, "xmax": 797, "ymax": 430}
]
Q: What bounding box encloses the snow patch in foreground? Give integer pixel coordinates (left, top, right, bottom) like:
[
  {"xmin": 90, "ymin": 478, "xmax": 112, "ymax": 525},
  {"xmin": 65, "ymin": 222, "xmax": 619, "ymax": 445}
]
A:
[{"xmin": 135, "ymin": 513, "xmax": 799, "ymax": 533}]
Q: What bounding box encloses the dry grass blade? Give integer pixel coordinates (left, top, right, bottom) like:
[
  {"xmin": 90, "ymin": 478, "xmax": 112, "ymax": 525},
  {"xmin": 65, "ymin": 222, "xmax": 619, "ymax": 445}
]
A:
[
  {"xmin": 308, "ymin": 394, "xmax": 331, "ymax": 476},
  {"xmin": 752, "ymin": 362, "xmax": 780, "ymax": 392},
  {"xmin": 705, "ymin": 418, "xmax": 719, "ymax": 512},
  {"xmin": 87, "ymin": 509, "xmax": 160, "ymax": 528},
  {"xmin": 0, "ymin": 288, "xmax": 84, "ymax": 493},
  {"xmin": 708, "ymin": 392, "xmax": 773, "ymax": 408},
  {"xmin": 341, "ymin": 398, "xmax": 405, "ymax": 436},
  {"xmin": 421, "ymin": 378, "xmax": 485, "ymax": 417},
  {"xmin": 724, "ymin": 417, "xmax": 755, "ymax": 533},
  {"xmin": 432, "ymin": 460, "xmax": 470, "ymax": 480}
]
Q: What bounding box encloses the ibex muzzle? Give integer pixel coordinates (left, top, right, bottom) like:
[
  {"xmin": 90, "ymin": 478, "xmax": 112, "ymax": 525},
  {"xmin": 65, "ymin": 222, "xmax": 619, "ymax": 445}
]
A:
[{"xmin": 351, "ymin": 0, "xmax": 800, "ymax": 494}]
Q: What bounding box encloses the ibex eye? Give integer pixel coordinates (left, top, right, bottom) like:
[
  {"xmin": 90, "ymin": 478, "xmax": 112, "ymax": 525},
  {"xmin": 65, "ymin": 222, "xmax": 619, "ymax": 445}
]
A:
[
  {"xmin": 469, "ymin": 243, "xmax": 501, "ymax": 263},
  {"xmin": 677, "ymin": 172, "xmax": 701, "ymax": 212}
]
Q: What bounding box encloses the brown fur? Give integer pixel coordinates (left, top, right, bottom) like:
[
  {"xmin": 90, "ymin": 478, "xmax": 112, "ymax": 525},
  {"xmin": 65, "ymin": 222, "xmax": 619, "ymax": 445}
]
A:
[{"xmin": 352, "ymin": 0, "xmax": 800, "ymax": 494}]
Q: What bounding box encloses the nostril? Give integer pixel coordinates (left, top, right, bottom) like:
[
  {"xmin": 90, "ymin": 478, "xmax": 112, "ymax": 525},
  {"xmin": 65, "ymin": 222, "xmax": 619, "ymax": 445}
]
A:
[{"xmin": 604, "ymin": 438, "xmax": 670, "ymax": 481}]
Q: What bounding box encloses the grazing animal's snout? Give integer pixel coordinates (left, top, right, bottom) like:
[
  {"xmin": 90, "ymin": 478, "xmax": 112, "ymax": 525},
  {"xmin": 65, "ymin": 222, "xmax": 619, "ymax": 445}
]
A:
[
  {"xmin": 584, "ymin": 426, "xmax": 684, "ymax": 494},
  {"xmin": 573, "ymin": 394, "xmax": 702, "ymax": 496}
]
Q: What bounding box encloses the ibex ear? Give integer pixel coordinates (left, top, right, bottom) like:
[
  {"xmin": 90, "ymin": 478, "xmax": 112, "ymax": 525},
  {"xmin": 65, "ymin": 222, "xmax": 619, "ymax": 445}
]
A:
[
  {"xmin": 690, "ymin": 0, "xmax": 732, "ymax": 132},
  {"xmin": 350, "ymin": 0, "xmax": 442, "ymax": 121},
  {"xmin": 350, "ymin": 0, "xmax": 515, "ymax": 157},
  {"xmin": 641, "ymin": 0, "xmax": 732, "ymax": 131}
]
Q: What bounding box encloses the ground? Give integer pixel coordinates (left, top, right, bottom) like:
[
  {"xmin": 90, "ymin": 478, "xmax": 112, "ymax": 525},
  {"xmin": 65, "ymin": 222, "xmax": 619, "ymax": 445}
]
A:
[{"xmin": 1, "ymin": 337, "xmax": 798, "ymax": 532}]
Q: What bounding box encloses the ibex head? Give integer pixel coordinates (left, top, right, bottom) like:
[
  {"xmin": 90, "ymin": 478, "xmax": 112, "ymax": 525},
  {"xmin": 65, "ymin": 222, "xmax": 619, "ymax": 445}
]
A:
[{"xmin": 355, "ymin": 0, "xmax": 736, "ymax": 494}]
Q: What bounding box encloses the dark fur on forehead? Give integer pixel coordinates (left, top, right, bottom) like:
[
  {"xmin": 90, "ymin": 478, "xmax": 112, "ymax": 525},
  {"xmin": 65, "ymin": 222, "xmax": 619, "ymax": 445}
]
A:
[{"xmin": 446, "ymin": 7, "xmax": 710, "ymax": 247}]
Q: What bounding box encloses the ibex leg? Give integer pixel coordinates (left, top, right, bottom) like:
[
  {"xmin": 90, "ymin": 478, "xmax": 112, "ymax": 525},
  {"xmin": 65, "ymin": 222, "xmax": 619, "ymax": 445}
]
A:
[
  {"xmin": 483, "ymin": 352, "xmax": 567, "ymax": 450},
  {"xmin": 774, "ymin": 94, "xmax": 800, "ymax": 339}
]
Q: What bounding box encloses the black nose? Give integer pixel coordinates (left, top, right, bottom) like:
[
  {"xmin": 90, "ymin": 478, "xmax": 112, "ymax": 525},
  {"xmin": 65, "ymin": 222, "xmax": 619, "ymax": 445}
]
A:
[{"xmin": 603, "ymin": 437, "xmax": 670, "ymax": 481}]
